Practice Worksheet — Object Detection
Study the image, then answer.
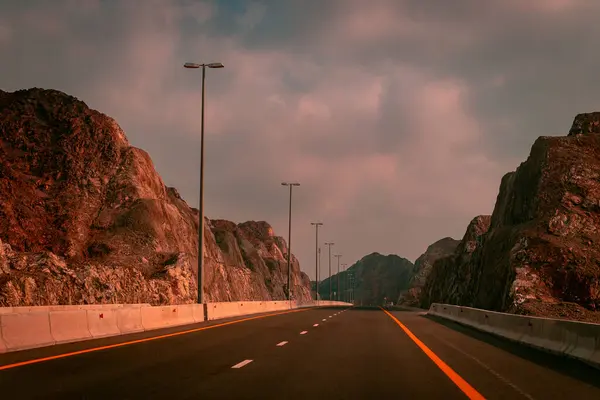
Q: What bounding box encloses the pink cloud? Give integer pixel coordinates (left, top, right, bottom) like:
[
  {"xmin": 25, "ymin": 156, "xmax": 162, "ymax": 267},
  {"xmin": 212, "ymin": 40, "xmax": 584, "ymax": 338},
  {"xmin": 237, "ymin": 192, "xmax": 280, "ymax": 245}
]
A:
[{"xmin": 0, "ymin": 21, "xmax": 10, "ymax": 45}]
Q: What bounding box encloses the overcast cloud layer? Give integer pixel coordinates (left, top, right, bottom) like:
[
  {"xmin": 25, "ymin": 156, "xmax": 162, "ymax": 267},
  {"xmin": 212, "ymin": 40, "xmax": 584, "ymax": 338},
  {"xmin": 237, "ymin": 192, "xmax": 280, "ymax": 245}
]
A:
[{"xmin": 2, "ymin": 0, "xmax": 600, "ymax": 280}]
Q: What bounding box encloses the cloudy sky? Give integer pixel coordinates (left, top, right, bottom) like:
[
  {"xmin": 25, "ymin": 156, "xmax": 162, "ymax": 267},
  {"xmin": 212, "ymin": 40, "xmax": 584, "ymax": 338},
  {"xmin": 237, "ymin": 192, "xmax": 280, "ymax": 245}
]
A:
[{"xmin": 2, "ymin": 0, "xmax": 600, "ymax": 279}]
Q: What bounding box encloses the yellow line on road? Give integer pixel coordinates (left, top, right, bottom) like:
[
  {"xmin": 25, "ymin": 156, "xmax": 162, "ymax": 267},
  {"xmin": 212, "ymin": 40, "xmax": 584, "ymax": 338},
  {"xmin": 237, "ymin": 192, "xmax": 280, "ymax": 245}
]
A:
[
  {"xmin": 380, "ymin": 307, "xmax": 486, "ymax": 400},
  {"xmin": 0, "ymin": 308, "xmax": 311, "ymax": 371}
]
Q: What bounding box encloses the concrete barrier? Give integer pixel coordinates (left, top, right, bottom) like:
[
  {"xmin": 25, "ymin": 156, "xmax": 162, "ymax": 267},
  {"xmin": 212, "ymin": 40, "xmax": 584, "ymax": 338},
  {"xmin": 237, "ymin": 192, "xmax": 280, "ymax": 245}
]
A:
[
  {"xmin": 0, "ymin": 299, "xmax": 351, "ymax": 353},
  {"xmin": 1, "ymin": 312, "xmax": 55, "ymax": 351},
  {"xmin": 5, "ymin": 304, "xmax": 152, "ymax": 314},
  {"xmin": 116, "ymin": 307, "xmax": 144, "ymax": 334},
  {"xmin": 86, "ymin": 309, "xmax": 120, "ymax": 338},
  {"xmin": 188, "ymin": 304, "xmax": 205, "ymax": 323},
  {"xmin": 49, "ymin": 310, "xmax": 92, "ymax": 344},
  {"xmin": 141, "ymin": 306, "xmax": 182, "ymax": 330},
  {"xmin": 428, "ymin": 303, "xmax": 600, "ymax": 369},
  {"xmin": 206, "ymin": 302, "xmax": 240, "ymax": 321},
  {"xmin": 175, "ymin": 304, "xmax": 198, "ymax": 325},
  {"xmin": 141, "ymin": 305, "xmax": 198, "ymax": 330},
  {"xmin": 0, "ymin": 330, "xmax": 6, "ymax": 353}
]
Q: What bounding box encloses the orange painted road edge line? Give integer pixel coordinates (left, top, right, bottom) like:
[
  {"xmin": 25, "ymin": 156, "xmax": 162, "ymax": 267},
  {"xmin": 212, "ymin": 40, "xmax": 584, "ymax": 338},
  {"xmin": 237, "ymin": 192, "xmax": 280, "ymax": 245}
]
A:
[
  {"xmin": 380, "ymin": 307, "xmax": 486, "ymax": 400},
  {"xmin": 0, "ymin": 307, "xmax": 312, "ymax": 371}
]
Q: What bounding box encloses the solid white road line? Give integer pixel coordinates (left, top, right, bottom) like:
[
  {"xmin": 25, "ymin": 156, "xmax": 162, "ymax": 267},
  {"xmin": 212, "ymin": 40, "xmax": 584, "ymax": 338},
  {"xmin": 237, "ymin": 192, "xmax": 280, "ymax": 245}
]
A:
[
  {"xmin": 300, "ymin": 331, "xmax": 308, "ymax": 335},
  {"xmin": 232, "ymin": 359, "xmax": 253, "ymax": 369},
  {"xmin": 276, "ymin": 341, "xmax": 288, "ymax": 347}
]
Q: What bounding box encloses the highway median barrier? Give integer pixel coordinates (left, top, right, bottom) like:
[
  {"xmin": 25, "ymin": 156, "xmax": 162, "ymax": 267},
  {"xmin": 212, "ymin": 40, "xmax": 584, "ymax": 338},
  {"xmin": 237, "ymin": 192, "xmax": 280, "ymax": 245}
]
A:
[
  {"xmin": 86, "ymin": 309, "xmax": 120, "ymax": 339},
  {"xmin": 116, "ymin": 307, "xmax": 144, "ymax": 334},
  {"xmin": 428, "ymin": 303, "xmax": 600, "ymax": 369},
  {"xmin": 1, "ymin": 311, "xmax": 55, "ymax": 352},
  {"xmin": 0, "ymin": 299, "xmax": 351, "ymax": 354},
  {"xmin": 49, "ymin": 310, "xmax": 92, "ymax": 344}
]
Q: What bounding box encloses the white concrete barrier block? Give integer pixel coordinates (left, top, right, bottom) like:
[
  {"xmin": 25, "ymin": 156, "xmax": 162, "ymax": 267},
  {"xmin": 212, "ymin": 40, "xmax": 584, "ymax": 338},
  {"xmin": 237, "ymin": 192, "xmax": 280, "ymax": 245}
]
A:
[
  {"xmin": 0, "ymin": 330, "xmax": 6, "ymax": 353},
  {"xmin": 207, "ymin": 302, "xmax": 242, "ymax": 321},
  {"xmin": 191, "ymin": 304, "xmax": 205, "ymax": 323},
  {"xmin": 175, "ymin": 304, "xmax": 196, "ymax": 325},
  {"xmin": 116, "ymin": 307, "xmax": 144, "ymax": 334},
  {"xmin": 49, "ymin": 310, "xmax": 92, "ymax": 344},
  {"xmin": 141, "ymin": 306, "xmax": 180, "ymax": 330},
  {"xmin": 1, "ymin": 312, "xmax": 55, "ymax": 351},
  {"xmin": 86, "ymin": 309, "xmax": 121, "ymax": 338}
]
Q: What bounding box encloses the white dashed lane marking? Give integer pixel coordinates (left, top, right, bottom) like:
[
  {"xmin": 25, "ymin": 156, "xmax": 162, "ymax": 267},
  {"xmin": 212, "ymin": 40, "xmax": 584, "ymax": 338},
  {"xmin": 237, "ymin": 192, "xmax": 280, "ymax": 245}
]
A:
[
  {"xmin": 300, "ymin": 331, "xmax": 308, "ymax": 335},
  {"xmin": 322, "ymin": 319, "xmax": 327, "ymax": 321},
  {"xmin": 313, "ymin": 324, "xmax": 319, "ymax": 327},
  {"xmin": 276, "ymin": 341, "xmax": 288, "ymax": 347},
  {"xmin": 232, "ymin": 360, "xmax": 253, "ymax": 369}
]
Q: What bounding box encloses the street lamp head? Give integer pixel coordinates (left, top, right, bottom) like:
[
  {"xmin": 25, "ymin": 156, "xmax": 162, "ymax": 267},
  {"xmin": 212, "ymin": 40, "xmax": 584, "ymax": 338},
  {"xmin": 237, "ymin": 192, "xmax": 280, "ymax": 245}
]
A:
[
  {"xmin": 206, "ymin": 62, "xmax": 225, "ymax": 68},
  {"xmin": 183, "ymin": 62, "xmax": 201, "ymax": 69},
  {"xmin": 184, "ymin": 62, "xmax": 224, "ymax": 69}
]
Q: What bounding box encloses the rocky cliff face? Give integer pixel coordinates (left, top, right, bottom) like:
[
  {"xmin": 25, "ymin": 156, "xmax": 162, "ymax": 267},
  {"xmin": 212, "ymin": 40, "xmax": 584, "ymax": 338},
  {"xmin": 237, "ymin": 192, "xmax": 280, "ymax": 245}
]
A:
[
  {"xmin": 421, "ymin": 113, "xmax": 600, "ymax": 323},
  {"xmin": 398, "ymin": 237, "xmax": 459, "ymax": 307},
  {"xmin": 420, "ymin": 216, "xmax": 491, "ymax": 309},
  {"xmin": 0, "ymin": 88, "xmax": 311, "ymax": 306},
  {"xmin": 319, "ymin": 252, "xmax": 414, "ymax": 305}
]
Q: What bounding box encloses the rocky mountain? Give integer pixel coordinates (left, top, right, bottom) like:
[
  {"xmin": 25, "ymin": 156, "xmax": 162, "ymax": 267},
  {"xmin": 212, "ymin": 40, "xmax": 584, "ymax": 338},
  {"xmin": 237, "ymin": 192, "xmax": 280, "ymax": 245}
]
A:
[
  {"xmin": 0, "ymin": 88, "xmax": 311, "ymax": 306},
  {"xmin": 318, "ymin": 252, "xmax": 414, "ymax": 305},
  {"xmin": 420, "ymin": 216, "xmax": 491, "ymax": 309},
  {"xmin": 421, "ymin": 113, "xmax": 600, "ymax": 323},
  {"xmin": 398, "ymin": 237, "xmax": 460, "ymax": 307}
]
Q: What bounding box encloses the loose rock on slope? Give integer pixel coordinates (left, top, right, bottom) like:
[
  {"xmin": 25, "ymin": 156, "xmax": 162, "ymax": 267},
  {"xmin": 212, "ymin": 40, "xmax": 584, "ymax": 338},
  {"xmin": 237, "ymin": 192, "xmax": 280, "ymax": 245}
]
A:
[{"xmin": 0, "ymin": 88, "xmax": 311, "ymax": 306}]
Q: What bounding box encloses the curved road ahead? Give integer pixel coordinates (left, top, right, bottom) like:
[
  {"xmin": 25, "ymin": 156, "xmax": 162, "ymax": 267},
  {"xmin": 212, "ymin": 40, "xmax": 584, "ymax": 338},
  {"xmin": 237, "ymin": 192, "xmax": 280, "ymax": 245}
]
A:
[{"xmin": 1, "ymin": 306, "xmax": 599, "ymax": 399}]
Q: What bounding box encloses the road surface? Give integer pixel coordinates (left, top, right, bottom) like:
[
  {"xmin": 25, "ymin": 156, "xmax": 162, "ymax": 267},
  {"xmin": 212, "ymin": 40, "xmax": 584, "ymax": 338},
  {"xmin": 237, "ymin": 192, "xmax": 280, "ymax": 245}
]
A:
[{"xmin": 1, "ymin": 306, "xmax": 599, "ymax": 399}]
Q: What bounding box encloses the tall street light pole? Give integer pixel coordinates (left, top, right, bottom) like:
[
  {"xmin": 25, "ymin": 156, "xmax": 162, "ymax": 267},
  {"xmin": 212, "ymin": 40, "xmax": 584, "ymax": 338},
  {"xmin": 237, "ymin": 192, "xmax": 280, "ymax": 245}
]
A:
[
  {"xmin": 324, "ymin": 242, "xmax": 334, "ymax": 300},
  {"xmin": 310, "ymin": 222, "xmax": 323, "ymax": 304},
  {"xmin": 184, "ymin": 61, "xmax": 224, "ymax": 305},
  {"xmin": 341, "ymin": 263, "xmax": 347, "ymax": 302},
  {"xmin": 282, "ymin": 182, "xmax": 300, "ymax": 304},
  {"xmin": 334, "ymin": 254, "xmax": 342, "ymax": 301},
  {"xmin": 318, "ymin": 247, "xmax": 321, "ymax": 299}
]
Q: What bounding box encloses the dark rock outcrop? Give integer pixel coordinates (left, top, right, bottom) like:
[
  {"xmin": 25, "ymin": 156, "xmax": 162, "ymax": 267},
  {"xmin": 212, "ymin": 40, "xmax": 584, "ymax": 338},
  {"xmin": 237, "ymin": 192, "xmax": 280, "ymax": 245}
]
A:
[
  {"xmin": 398, "ymin": 237, "xmax": 459, "ymax": 307},
  {"xmin": 420, "ymin": 216, "xmax": 491, "ymax": 309},
  {"xmin": 319, "ymin": 252, "xmax": 414, "ymax": 305},
  {"xmin": 421, "ymin": 113, "xmax": 600, "ymax": 323},
  {"xmin": 0, "ymin": 88, "xmax": 311, "ymax": 306}
]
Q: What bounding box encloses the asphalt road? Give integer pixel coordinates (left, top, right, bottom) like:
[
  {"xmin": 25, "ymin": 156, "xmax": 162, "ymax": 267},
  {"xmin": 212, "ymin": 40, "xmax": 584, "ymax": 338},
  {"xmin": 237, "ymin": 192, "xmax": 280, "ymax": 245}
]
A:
[{"xmin": 1, "ymin": 306, "xmax": 600, "ymax": 399}]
